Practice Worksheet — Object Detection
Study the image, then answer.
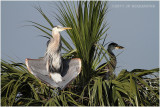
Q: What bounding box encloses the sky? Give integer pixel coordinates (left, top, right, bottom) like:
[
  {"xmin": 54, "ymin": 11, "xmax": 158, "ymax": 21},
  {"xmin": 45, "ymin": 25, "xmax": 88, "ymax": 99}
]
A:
[{"xmin": 1, "ymin": 1, "xmax": 159, "ymax": 74}]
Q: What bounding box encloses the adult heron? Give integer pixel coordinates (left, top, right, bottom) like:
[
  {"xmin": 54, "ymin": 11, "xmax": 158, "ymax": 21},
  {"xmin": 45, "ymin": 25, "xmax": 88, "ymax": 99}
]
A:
[
  {"xmin": 25, "ymin": 26, "xmax": 81, "ymax": 90},
  {"xmin": 45, "ymin": 26, "xmax": 72, "ymax": 83},
  {"xmin": 98, "ymin": 42, "xmax": 124, "ymax": 79}
]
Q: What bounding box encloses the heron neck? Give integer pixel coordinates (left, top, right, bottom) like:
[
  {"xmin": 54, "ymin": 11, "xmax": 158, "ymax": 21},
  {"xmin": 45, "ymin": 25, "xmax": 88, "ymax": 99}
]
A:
[
  {"xmin": 46, "ymin": 31, "xmax": 61, "ymax": 56},
  {"xmin": 52, "ymin": 32, "xmax": 61, "ymax": 47},
  {"xmin": 107, "ymin": 48, "xmax": 117, "ymax": 69}
]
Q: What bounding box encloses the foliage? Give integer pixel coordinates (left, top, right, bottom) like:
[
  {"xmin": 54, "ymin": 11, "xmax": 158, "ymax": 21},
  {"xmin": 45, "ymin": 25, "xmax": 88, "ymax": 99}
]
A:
[
  {"xmin": 1, "ymin": 60, "xmax": 82, "ymax": 106},
  {"xmin": 28, "ymin": 1, "xmax": 110, "ymax": 84},
  {"xmin": 56, "ymin": 1, "xmax": 110, "ymax": 84},
  {"xmin": 81, "ymin": 69, "xmax": 159, "ymax": 106},
  {"xmin": 1, "ymin": 1, "xmax": 159, "ymax": 106},
  {"xmin": 1, "ymin": 60, "xmax": 159, "ymax": 106}
]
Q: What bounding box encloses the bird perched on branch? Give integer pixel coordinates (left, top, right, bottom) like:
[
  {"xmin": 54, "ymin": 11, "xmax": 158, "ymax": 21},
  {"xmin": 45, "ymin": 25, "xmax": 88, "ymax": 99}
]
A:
[
  {"xmin": 45, "ymin": 26, "xmax": 72, "ymax": 83},
  {"xmin": 98, "ymin": 42, "xmax": 124, "ymax": 80}
]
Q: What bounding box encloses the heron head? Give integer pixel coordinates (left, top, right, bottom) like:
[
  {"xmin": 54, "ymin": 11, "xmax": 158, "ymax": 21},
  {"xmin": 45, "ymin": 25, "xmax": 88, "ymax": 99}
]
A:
[
  {"xmin": 108, "ymin": 42, "xmax": 124, "ymax": 50},
  {"xmin": 52, "ymin": 25, "xmax": 72, "ymax": 32}
]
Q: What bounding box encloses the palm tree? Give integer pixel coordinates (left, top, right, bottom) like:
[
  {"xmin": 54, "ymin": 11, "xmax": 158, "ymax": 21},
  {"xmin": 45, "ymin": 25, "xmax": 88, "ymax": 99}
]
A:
[{"xmin": 1, "ymin": 1, "xmax": 159, "ymax": 106}]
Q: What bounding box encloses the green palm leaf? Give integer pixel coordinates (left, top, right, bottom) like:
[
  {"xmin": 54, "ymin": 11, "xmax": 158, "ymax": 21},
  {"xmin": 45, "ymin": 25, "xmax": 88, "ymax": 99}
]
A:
[{"xmin": 1, "ymin": 1, "xmax": 159, "ymax": 106}]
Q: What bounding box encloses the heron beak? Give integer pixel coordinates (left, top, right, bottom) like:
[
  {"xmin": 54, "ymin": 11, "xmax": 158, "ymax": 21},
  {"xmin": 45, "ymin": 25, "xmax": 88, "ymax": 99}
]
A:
[
  {"xmin": 62, "ymin": 27, "xmax": 72, "ymax": 30},
  {"xmin": 115, "ymin": 46, "xmax": 124, "ymax": 49}
]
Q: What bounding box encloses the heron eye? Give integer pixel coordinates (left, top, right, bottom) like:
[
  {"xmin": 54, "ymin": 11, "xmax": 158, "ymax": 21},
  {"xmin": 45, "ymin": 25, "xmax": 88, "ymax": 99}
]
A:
[{"xmin": 114, "ymin": 44, "xmax": 118, "ymax": 46}]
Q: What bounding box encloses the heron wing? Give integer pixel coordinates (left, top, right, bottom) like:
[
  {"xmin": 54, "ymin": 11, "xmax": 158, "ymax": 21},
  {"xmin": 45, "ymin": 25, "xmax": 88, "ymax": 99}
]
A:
[
  {"xmin": 58, "ymin": 58, "xmax": 81, "ymax": 89},
  {"xmin": 25, "ymin": 58, "xmax": 81, "ymax": 89},
  {"xmin": 25, "ymin": 58, "xmax": 59, "ymax": 88}
]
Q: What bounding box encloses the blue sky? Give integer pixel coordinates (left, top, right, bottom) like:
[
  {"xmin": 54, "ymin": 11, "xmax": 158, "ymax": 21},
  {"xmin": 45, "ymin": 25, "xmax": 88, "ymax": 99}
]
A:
[{"xmin": 1, "ymin": 1, "xmax": 159, "ymax": 73}]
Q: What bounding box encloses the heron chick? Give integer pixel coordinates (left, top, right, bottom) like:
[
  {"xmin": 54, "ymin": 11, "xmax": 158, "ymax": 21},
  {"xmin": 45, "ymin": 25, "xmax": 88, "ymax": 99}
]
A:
[
  {"xmin": 45, "ymin": 26, "xmax": 72, "ymax": 83},
  {"xmin": 98, "ymin": 42, "xmax": 124, "ymax": 79}
]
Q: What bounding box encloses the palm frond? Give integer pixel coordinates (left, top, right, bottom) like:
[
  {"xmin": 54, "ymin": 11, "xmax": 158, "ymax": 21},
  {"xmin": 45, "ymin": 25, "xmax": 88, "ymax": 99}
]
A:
[
  {"xmin": 2, "ymin": 1, "xmax": 159, "ymax": 106},
  {"xmin": 1, "ymin": 60, "xmax": 83, "ymax": 106},
  {"xmin": 56, "ymin": 1, "xmax": 109, "ymax": 84}
]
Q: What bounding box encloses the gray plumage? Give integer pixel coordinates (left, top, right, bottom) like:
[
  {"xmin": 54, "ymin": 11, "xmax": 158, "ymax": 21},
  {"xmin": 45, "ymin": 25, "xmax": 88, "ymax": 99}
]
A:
[
  {"xmin": 25, "ymin": 26, "xmax": 82, "ymax": 89},
  {"xmin": 45, "ymin": 37, "xmax": 62, "ymax": 74},
  {"xmin": 25, "ymin": 58, "xmax": 81, "ymax": 90},
  {"xmin": 98, "ymin": 42, "xmax": 124, "ymax": 80},
  {"xmin": 44, "ymin": 26, "xmax": 72, "ymax": 83}
]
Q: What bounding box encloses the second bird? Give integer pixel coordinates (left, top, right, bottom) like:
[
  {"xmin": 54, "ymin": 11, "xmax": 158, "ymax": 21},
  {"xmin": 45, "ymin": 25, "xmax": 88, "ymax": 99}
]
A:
[
  {"xmin": 98, "ymin": 42, "xmax": 124, "ymax": 80},
  {"xmin": 45, "ymin": 26, "xmax": 72, "ymax": 83}
]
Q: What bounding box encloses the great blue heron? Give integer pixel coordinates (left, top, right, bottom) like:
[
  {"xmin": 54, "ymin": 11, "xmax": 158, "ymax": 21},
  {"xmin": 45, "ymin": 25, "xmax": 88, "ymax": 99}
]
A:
[
  {"xmin": 25, "ymin": 26, "xmax": 81, "ymax": 90},
  {"xmin": 98, "ymin": 42, "xmax": 124, "ymax": 79},
  {"xmin": 45, "ymin": 26, "xmax": 72, "ymax": 83}
]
